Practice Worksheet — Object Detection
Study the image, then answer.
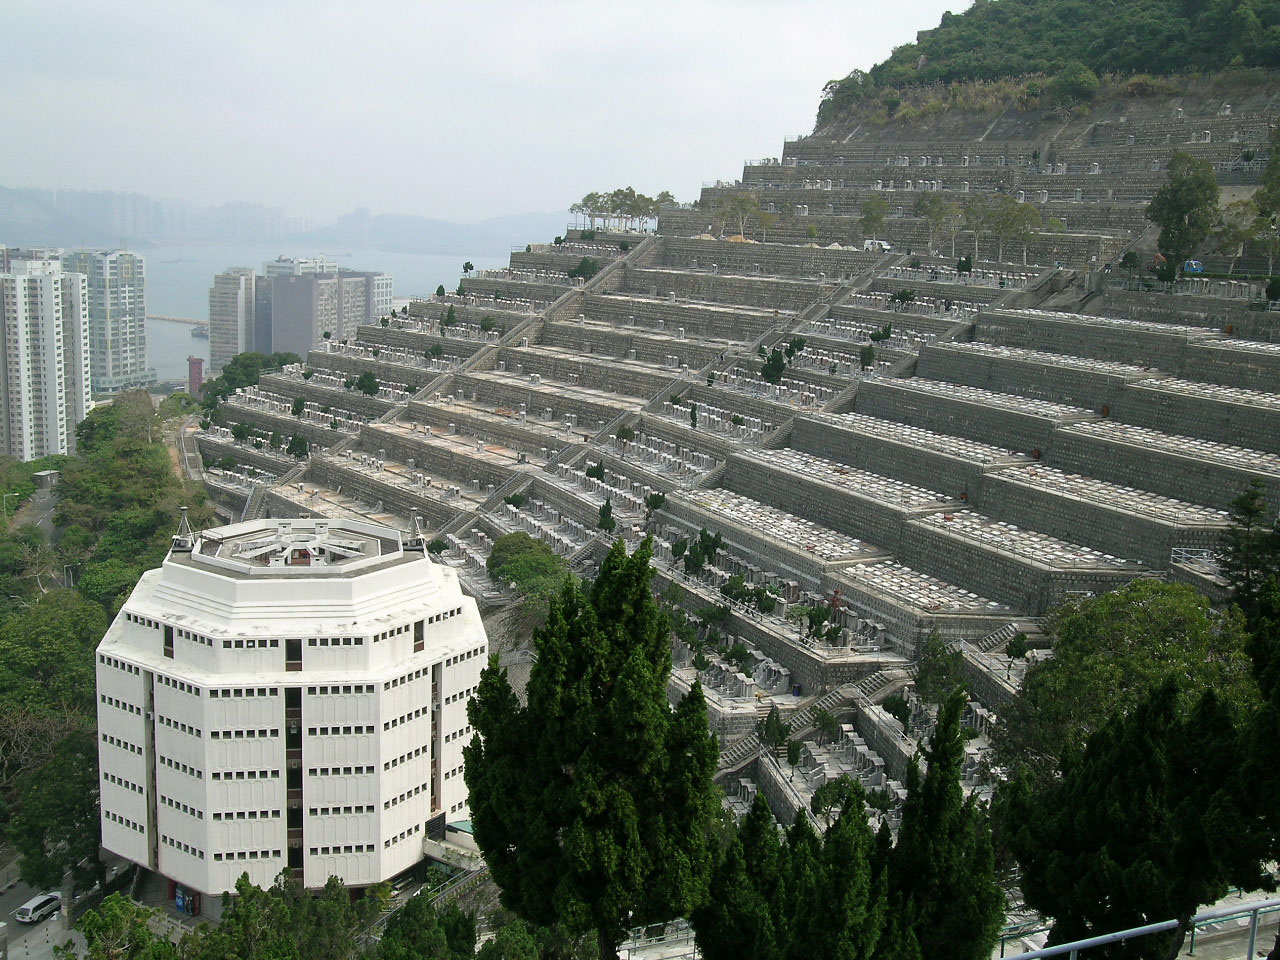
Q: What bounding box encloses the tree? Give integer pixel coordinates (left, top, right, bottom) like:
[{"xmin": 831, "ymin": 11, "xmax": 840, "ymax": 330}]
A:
[
  {"xmin": 463, "ymin": 260, "xmax": 475, "ymax": 275},
  {"xmin": 1211, "ymin": 198, "xmax": 1258, "ymax": 275},
  {"xmin": 962, "ymin": 194, "xmax": 992, "ymax": 261},
  {"xmin": 10, "ymin": 727, "xmax": 105, "ymax": 893},
  {"xmin": 859, "ymin": 344, "xmax": 876, "ymax": 369},
  {"xmin": 913, "ymin": 192, "xmax": 953, "ymax": 252},
  {"xmin": 291, "ymin": 395, "xmax": 306, "ymax": 417},
  {"xmin": 286, "ymin": 433, "xmax": 309, "ymax": 458},
  {"xmin": 465, "ymin": 538, "xmax": 719, "ymax": 960},
  {"xmin": 860, "ymin": 195, "xmax": 890, "ymax": 242},
  {"xmin": 760, "ymin": 348, "xmax": 787, "ymax": 384},
  {"xmin": 987, "ymin": 193, "xmax": 1042, "ymax": 264},
  {"xmin": 1254, "ymin": 125, "xmax": 1280, "ymax": 218},
  {"xmin": 1047, "ymin": 61, "xmax": 1099, "ymax": 105},
  {"xmin": 1000, "ymin": 679, "xmax": 1262, "ymax": 960},
  {"xmin": 63, "ymin": 894, "xmax": 176, "ymax": 960},
  {"xmin": 597, "ymin": 497, "xmax": 615, "ymax": 532},
  {"xmin": 721, "ymin": 194, "xmax": 760, "ymax": 238},
  {"xmin": 436, "ymin": 284, "xmax": 447, "ymax": 297},
  {"xmin": 914, "ymin": 629, "xmax": 965, "ymax": 705},
  {"xmin": 812, "ymin": 706, "xmax": 839, "ymax": 745},
  {"xmin": 992, "ymin": 580, "xmax": 1254, "ymax": 785},
  {"xmin": 1220, "ymin": 479, "xmax": 1280, "ymax": 619},
  {"xmin": 375, "ymin": 893, "xmax": 475, "ymax": 960},
  {"xmin": 355, "ymin": 370, "xmax": 379, "ymax": 396},
  {"xmin": 887, "ymin": 691, "xmax": 1003, "ymax": 960},
  {"xmin": 1146, "ymin": 151, "xmax": 1219, "ymax": 271},
  {"xmin": 760, "ymin": 704, "xmax": 791, "ymax": 750}
]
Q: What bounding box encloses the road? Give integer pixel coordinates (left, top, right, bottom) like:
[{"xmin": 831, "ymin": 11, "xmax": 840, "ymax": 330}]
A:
[
  {"xmin": 11, "ymin": 488, "xmax": 56, "ymax": 541},
  {"xmin": 0, "ymin": 874, "xmax": 81, "ymax": 960}
]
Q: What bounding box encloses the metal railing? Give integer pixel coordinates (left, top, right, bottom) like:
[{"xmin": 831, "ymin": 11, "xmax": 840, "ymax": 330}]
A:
[{"xmin": 1002, "ymin": 895, "xmax": 1280, "ymax": 959}]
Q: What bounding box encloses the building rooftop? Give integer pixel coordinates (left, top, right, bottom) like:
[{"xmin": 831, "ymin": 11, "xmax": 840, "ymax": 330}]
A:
[{"xmin": 170, "ymin": 517, "xmax": 413, "ymax": 579}]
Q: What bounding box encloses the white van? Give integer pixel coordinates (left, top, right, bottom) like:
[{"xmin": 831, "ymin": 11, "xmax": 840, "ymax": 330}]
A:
[
  {"xmin": 863, "ymin": 239, "xmax": 892, "ymax": 253},
  {"xmin": 15, "ymin": 892, "xmax": 60, "ymax": 923}
]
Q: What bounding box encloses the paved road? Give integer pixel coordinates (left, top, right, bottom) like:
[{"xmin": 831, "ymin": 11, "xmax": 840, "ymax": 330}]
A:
[{"xmin": 11, "ymin": 488, "xmax": 56, "ymax": 541}]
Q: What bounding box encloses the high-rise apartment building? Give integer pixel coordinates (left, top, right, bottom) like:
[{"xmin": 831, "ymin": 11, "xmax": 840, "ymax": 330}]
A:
[
  {"xmin": 0, "ymin": 258, "xmax": 92, "ymax": 459},
  {"xmin": 261, "ymin": 255, "xmax": 338, "ymax": 279},
  {"xmin": 208, "ymin": 268, "xmax": 256, "ymax": 376},
  {"xmin": 96, "ymin": 516, "xmax": 487, "ymax": 914},
  {"xmin": 260, "ymin": 266, "xmax": 392, "ymax": 358},
  {"xmin": 61, "ymin": 249, "xmax": 155, "ymax": 394}
]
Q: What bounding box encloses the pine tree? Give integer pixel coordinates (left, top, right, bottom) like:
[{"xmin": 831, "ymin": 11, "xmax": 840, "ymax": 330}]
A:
[
  {"xmin": 1220, "ymin": 479, "xmax": 1280, "ymax": 619},
  {"xmin": 465, "ymin": 538, "xmax": 718, "ymax": 960},
  {"xmin": 885, "ymin": 692, "xmax": 1002, "ymax": 960}
]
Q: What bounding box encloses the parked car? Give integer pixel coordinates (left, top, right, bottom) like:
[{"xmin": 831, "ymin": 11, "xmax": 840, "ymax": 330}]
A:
[
  {"xmin": 863, "ymin": 239, "xmax": 893, "ymax": 253},
  {"xmin": 1183, "ymin": 259, "xmax": 1204, "ymax": 273},
  {"xmin": 15, "ymin": 892, "xmax": 61, "ymax": 923}
]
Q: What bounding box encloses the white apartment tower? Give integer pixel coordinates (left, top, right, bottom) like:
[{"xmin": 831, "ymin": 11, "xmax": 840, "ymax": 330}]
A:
[
  {"xmin": 61, "ymin": 249, "xmax": 155, "ymax": 395},
  {"xmin": 96, "ymin": 517, "xmax": 487, "ymax": 912},
  {"xmin": 208, "ymin": 268, "xmax": 256, "ymax": 377},
  {"xmin": 0, "ymin": 259, "xmax": 92, "ymax": 459}
]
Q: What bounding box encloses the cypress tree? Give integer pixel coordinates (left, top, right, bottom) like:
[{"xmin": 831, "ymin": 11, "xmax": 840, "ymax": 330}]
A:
[
  {"xmin": 884, "ymin": 691, "xmax": 1002, "ymax": 960},
  {"xmin": 465, "ymin": 537, "xmax": 718, "ymax": 960}
]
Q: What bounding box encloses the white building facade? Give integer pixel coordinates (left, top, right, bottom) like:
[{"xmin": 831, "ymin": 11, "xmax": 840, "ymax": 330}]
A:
[
  {"xmin": 60, "ymin": 249, "xmax": 154, "ymax": 395},
  {"xmin": 0, "ymin": 258, "xmax": 92, "ymax": 459},
  {"xmin": 96, "ymin": 517, "xmax": 487, "ymax": 909}
]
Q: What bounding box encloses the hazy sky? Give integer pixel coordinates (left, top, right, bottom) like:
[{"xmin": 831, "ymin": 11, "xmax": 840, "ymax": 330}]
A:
[{"xmin": 1, "ymin": 0, "xmax": 968, "ymax": 223}]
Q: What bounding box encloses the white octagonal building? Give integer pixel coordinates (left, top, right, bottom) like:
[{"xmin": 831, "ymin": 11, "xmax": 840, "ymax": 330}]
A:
[{"xmin": 95, "ymin": 515, "xmax": 487, "ymax": 909}]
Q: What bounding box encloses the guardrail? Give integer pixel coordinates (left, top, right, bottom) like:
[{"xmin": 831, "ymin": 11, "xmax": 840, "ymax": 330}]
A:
[{"xmin": 1001, "ymin": 895, "xmax": 1280, "ymax": 960}]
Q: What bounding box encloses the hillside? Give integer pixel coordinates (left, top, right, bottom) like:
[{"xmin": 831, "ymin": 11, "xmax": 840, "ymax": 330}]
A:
[{"xmin": 819, "ymin": 0, "xmax": 1280, "ymax": 129}]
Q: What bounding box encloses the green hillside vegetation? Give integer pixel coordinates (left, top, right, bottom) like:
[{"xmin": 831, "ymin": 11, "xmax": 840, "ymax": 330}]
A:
[
  {"xmin": 0, "ymin": 392, "xmax": 214, "ymax": 892},
  {"xmin": 820, "ymin": 0, "xmax": 1280, "ymax": 126}
]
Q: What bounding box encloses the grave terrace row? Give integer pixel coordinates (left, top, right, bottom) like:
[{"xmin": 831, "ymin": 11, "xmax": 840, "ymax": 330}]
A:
[
  {"xmin": 659, "ymin": 488, "xmax": 1012, "ymax": 644},
  {"xmin": 580, "ymin": 291, "xmax": 780, "ymax": 343},
  {"xmin": 658, "ymin": 236, "xmax": 879, "ymax": 280},
  {"xmin": 851, "ymin": 375, "xmax": 1280, "ymax": 511},
  {"xmin": 540, "ymin": 317, "xmax": 726, "ymax": 371},
  {"xmin": 404, "ymin": 396, "xmax": 583, "ymax": 464},
  {"xmin": 617, "ymin": 265, "xmax": 831, "ymax": 313},
  {"xmin": 917, "ymin": 341, "xmax": 1280, "ymax": 454},
  {"xmin": 314, "ymin": 338, "xmax": 469, "ymax": 383},
  {"xmin": 658, "ymin": 208, "xmax": 1121, "ymax": 266},
  {"xmin": 493, "ymin": 344, "xmax": 677, "ymax": 402},
  {"xmin": 307, "ymin": 449, "xmax": 482, "ymax": 531},
  {"xmin": 436, "ymin": 371, "xmax": 635, "ymax": 438},
  {"xmin": 219, "ymin": 389, "xmax": 366, "ymax": 444},
  {"xmin": 788, "ymin": 411, "xmax": 1226, "ymax": 568}
]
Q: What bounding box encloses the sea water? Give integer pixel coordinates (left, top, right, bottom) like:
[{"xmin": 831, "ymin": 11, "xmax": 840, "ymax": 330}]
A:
[{"xmin": 143, "ymin": 242, "xmax": 509, "ymax": 381}]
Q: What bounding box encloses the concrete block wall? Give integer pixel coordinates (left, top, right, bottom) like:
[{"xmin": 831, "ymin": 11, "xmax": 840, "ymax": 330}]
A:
[
  {"xmin": 1106, "ymin": 382, "xmax": 1280, "ymax": 454},
  {"xmin": 896, "ymin": 520, "xmax": 1141, "ymax": 613},
  {"xmin": 218, "ymin": 402, "xmax": 346, "ymax": 448},
  {"xmin": 540, "ymin": 320, "xmax": 725, "ymax": 370},
  {"xmin": 1086, "ymin": 291, "xmax": 1280, "ymax": 343},
  {"xmin": 451, "ymin": 374, "xmax": 632, "ymax": 428},
  {"xmin": 495, "ymin": 347, "xmax": 673, "ymax": 400},
  {"xmin": 1049, "ymin": 426, "xmax": 1280, "ymax": 512},
  {"xmin": 686, "ymin": 383, "xmax": 789, "ymax": 432},
  {"xmin": 405, "ymin": 402, "xmax": 572, "ymax": 460},
  {"xmin": 853, "ymin": 380, "xmax": 1073, "ymax": 456},
  {"xmin": 974, "ymin": 471, "xmax": 1222, "ymax": 569},
  {"xmin": 977, "ymin": 310, "xmax": 1202, "ymax": 369},
  {"xmin": 789, "ymin": 416, "xmax": 1009, "ymax": 500},
  {"xmin": 1185, "ymin": 341, "xmax": 1280, "ymax": 391},
  {"xmin": 258, "ymin": 373, "xmax": 398, "ymax": 420},
  {"xmin": 307, "ymin": 458, "xmax": 464, "ymax": 530},
  {"xmin": 660, "ymin": 236, "xmax": 878, "ymax": 279},
  {"xmin": 915, "ymin": 344, "xmax": 1129, "ymax": 411},
  {"xmin": 195, "ymin": 433, "xmax": 293, "ymax": 477},
  {"xmin": 305, "ymin": 350, "xmax": 443, "ymax": 391},
  {"xmin": 357, "ymin": 425, "xmax": 518, "ymax": 492},
  {"xmin": 461, "ymin": 276, "xmax": 569, "ymax": 304},
  {"xmin": 583, "ymin": 292, "xmax": 779, "ymax": 342},
  {"xmin": 620, "ymin": 265, "xmax": 829, "ymax": 312},
  {"xmin": 720, "ymin": 453, "xmax": 947, "ymax": 553}
]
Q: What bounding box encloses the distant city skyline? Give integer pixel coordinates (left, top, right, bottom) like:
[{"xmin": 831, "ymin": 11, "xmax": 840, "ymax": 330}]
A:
[{"xmin": 1, "ymin": 0, "xmax": 968, "ymax": 224}]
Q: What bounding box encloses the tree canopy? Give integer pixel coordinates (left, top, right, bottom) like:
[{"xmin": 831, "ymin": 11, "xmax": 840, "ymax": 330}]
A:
[
  {"xmin": 992, "ymin": 580, "xmax": 1255, "ymax": 783},
  {"xmin": 1146, "ymin": 151, "xmax": 1220, "ymax": 267},
  {"xmin": 465, "ymin": 537, "xmax": 719, "ymax": 959},
  {"xmin": 819, "ymin": 0, "xmax": 1280, "ymax": 125}
]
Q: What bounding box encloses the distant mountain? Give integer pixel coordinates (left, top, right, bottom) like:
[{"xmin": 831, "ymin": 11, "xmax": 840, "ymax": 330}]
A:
[
  {"xmin": 303, "ymin": 209, "xmax": 569, "ymax": 255},
  {"xmin": 0, "ymin": 186, "xmax": 111, "ymax": 247}
]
